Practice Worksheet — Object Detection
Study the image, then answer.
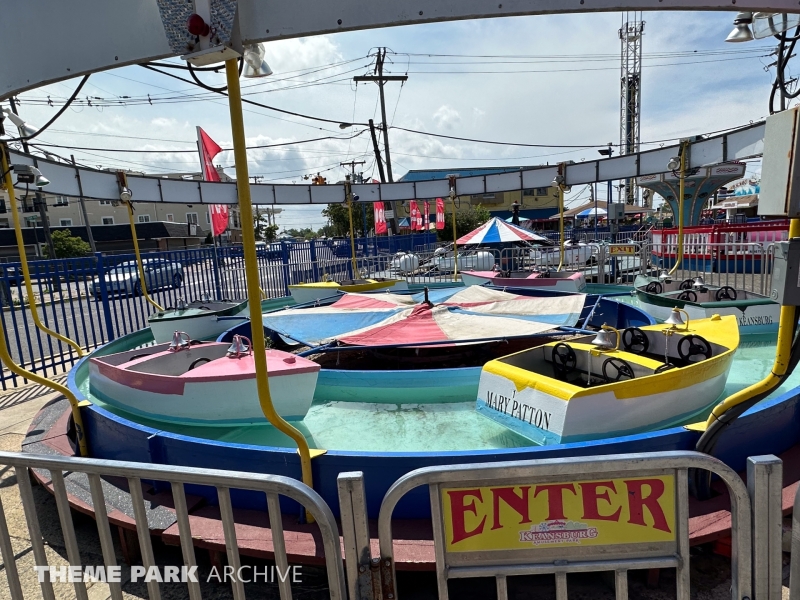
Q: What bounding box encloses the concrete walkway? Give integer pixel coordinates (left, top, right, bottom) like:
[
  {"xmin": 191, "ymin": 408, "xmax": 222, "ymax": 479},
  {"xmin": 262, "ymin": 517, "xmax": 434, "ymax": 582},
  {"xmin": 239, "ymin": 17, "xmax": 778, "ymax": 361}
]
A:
[{"xmin": 0, "ymin": 380, "xmax": 790, "ymax": 599}]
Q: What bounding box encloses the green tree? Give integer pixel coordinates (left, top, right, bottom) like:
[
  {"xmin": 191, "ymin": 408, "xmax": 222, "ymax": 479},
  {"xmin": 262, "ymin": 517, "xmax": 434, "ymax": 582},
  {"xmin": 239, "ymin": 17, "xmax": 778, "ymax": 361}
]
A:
[
  {"xmin": 321, "ymin": 202, "xmax": 374, "ymax": 237},
  {"xmin": 262, "ymin": 224, "xmax": 279, "ymax": 242},
  {"xmin": 437, "ymin": 204, "xmax": 491, "ymax": 242},
  {"xmin": 45, "ymin": 230, "xmax": 91, "ymax": 258}
]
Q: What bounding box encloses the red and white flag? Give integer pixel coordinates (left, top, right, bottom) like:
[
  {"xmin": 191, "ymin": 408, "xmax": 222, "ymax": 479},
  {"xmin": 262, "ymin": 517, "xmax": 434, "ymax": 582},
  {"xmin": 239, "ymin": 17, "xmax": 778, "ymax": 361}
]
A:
[
  {"xmin": 423, "ymin": 201, "xmax": 430, "ymax": 230},
  {"xmin": 436, "ymin": 198, "xmax": 445, "ymax": 230},
  {"xmin": 409, "ymin": 200, "xmax": 419, "ymax": 231},
  {"xmin": 197, "ymin": 126, "xmax": 228, "ymax": 236},
  {"xmin": 373, "ymin": 201, "xmax": 387, "ymax": 234}
]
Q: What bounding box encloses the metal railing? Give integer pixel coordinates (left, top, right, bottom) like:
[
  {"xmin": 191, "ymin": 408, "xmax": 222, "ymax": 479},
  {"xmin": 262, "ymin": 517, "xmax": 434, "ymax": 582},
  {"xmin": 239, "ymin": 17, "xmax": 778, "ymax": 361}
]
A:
[
  {"xmin": 0, "ymin": 451, "xmax": 346, "ymax": 600},
  {"xmin": 361, "ymin": 451, "xmax": 752, "ymax": 600},
  {"xmin": 641, "ymin": 240, "xmax": 775, "ymax": 295}
]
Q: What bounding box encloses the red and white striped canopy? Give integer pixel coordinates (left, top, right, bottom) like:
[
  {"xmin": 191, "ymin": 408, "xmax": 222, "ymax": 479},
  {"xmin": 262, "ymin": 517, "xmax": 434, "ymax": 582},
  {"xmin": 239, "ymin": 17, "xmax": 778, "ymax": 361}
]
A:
[{"xmin": 457, "ymin": 217, "xmax": 548, "ymax": 245}]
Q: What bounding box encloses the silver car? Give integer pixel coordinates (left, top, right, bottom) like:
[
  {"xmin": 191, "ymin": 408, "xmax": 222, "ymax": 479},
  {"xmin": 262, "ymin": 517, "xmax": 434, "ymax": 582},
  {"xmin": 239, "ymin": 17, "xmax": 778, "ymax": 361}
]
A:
[{"xmin": 91, "ymin": 259, "xmax": 183, "ymax": 299}]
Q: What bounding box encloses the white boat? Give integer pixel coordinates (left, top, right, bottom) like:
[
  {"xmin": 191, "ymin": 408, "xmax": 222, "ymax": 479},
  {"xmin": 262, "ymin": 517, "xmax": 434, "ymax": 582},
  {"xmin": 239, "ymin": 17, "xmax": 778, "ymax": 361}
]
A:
[
  {"xmin": 476, "ymin": 314, "xmax": 738, "ymax": 444},
  {"xmin": 433, "ymin": 249, "xmax": 496, "ymax": 272},
  {"xmin": 530, "ymin": 241, "xmax": 594, "ymax": 267},
  {"xmin": 89, "ymin": 336, "xmax": 320, "ymax": 425},
  {"xmin": 148, "ymin": 298, "xmax": 249, "ymax": 343}
]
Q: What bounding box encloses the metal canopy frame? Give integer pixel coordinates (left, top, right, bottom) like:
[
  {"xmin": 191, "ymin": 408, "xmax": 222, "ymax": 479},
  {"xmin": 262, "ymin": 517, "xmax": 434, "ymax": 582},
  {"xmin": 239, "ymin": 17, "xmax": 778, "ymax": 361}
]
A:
[
  {"xmin": 2, "ymin": 1, "xmax": 800, "ymax": 100},
  {"xmin": 5, "ymin": 121, "xmax": 764, "ymax": 204}
]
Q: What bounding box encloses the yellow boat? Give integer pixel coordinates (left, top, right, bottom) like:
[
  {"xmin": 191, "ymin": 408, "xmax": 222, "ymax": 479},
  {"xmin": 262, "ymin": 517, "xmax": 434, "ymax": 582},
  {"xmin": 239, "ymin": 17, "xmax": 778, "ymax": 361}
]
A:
[
  {"xmin": 288, "ymin": 278, "xmax": 407, "ymax": 305},
  {"xmin": 476, "ymin": 312, "xmax": 739, "ymax": 445}
]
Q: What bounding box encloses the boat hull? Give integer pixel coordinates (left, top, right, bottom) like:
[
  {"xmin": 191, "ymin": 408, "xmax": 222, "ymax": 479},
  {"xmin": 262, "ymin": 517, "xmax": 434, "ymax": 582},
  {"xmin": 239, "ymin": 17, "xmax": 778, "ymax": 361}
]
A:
[
  {"xmin": 633, "ymin": 276, "xmax": 780, "ymax": 335},
  {"xmin": 148, "ymin": 301, "xmax": 249, "ymax": 343},
  {"xmin": 461, "ymin": 270, "xmax": 586, "ymax": 293},
  {"xmin": 89, "ymin": 346, "xmax": 319, "ymax": 425},
  {"xmin": 288, "ymin": 279, "xmax": 407, "ymax": 305},
  {"xmin": 476, "ymin": 367, "xmax": 729, "ymax": 445},
  {"xmin": 476, "ymin": 315, "xmax": 738, "ymax": 444}
]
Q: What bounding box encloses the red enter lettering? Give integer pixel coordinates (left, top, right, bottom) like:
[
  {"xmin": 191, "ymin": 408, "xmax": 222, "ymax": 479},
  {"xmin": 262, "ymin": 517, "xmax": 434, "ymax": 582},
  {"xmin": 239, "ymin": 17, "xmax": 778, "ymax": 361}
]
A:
[
  {"xmin": 491, "ymin": 486, "xmax": 532, "ymax": 530},
  {"xmin": 447, "ymin": 489, "xmax": 486, "ymax": 544},
  {"xmin": 580, "ymin": 481, "xmax": 622, "ymax": 522},
  {"xmin": 533, "ymin": 483, "xmax": 577, "ymax": 521},
  {"xmin": 625, "ymin": 479, "xmax": 671, "ymax": 533}
]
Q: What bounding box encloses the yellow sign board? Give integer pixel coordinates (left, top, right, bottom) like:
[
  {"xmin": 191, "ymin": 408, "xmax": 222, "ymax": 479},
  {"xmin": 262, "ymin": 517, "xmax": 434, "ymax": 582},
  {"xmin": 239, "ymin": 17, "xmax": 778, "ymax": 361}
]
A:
[
  {"xmin": 608, "ymin": 244, "xmax": 639, "ymax": 256},
  {"xmin": 441, "ymin": 475, "xmax": 675, "ymax": 553}
]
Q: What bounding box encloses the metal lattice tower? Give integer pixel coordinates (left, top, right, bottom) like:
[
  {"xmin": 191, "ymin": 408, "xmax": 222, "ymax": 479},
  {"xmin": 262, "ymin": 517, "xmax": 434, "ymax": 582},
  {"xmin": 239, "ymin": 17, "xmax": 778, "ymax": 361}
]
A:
[{"xmin": 619, "ymin": 13, "xmax": 645, "ymax": 205}]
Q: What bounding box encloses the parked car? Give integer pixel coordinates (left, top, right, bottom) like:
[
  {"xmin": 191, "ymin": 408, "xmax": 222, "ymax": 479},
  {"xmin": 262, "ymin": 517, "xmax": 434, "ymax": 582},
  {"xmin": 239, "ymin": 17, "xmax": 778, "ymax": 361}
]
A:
[
  {"xmin": 229, "ymin": 242, "xmax": 283, "ymax": 261},
  {"xmin": 90, "ymin": 259, "xmax": 183, "ymax": 299}
]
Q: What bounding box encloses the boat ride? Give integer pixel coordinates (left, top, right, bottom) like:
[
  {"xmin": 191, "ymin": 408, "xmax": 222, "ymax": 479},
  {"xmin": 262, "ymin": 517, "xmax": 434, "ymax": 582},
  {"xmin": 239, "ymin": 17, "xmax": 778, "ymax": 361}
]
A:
[
  {"xmin": 219, "ymin": 286, "xmax": 653, "ymax": 403},
  {"xmin": 287, "ymin": 277, "xmax": 407, "ymax": 305},
  {"xmin": 147, "ymin": 297, "xmax": 249, "ymax": 343},
  {"xmin": 89, "ymin": 332, "xmax": 320, "ymax": 425},
  {"xmin": 460, "ymin": 269, "xmax": 587, "ymax": 292},
  {"xmin": 633, "ymin": 274, "xmax": 779, "ymax": 334},
  {"xmin": 476, "ymin": 312, "xmax": 739, "ymax": 445}
]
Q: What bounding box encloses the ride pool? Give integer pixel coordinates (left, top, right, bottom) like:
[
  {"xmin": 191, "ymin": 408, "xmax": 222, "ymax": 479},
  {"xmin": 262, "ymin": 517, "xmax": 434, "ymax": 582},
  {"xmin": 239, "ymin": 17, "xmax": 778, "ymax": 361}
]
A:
[{"xmin": 66, "ymin": 290, "xmax": 800, "ymax": 518}]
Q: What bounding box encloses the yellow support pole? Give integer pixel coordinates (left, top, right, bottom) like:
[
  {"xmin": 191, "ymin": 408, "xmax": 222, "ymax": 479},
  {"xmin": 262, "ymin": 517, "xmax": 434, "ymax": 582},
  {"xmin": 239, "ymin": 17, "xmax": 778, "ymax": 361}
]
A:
[
  {"xmin": 668, "ymin": 141, "xmax": 688, "ymax": 275},
  {"xmin": 449, "ymin": 176, "xmax": 459, "ymax": 282},
  {"xmin": 1, "ymin": 144, "xmax": 84, "ymax": 359},
  {"xmin": 224, "ymin": 59, "xmax": 315, "ymax": 493},
  {"xmin": 0, "ymin": 144, "xmax": 88, "ymax": 456},
  {"xmin": 346, "ymin": 176, "xmax": 358, "ymax": 276},
  {"xmin": 702, "ymin": 217, "xmax": 800, "ymax": 429},
  {"xmin": 124, "ymin": 201, "xmax": 163, "ymax": 312}
]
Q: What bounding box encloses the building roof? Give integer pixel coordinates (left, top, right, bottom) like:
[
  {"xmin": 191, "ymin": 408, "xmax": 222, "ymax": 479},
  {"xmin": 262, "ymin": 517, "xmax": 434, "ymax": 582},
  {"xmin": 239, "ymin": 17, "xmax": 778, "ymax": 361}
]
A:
[
  {"xmin": 549, "ymin": 201, "xmax": 654, "ymax": 219},
  {"xmin": 398, "ymin": 166, "xmax": 542, "ymax": 183}
]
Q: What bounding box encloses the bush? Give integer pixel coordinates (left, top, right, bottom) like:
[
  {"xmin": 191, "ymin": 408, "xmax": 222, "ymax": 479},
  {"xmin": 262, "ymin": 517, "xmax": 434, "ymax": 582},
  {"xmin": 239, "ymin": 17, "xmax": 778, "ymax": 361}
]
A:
[{"xmin": 44, "ymin": 230, "xmax": 91, "ymax": 259}]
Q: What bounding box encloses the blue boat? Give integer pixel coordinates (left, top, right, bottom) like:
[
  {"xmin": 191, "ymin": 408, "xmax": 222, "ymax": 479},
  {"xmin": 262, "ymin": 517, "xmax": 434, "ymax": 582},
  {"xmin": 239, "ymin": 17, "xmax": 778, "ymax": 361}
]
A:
[{"xmin": 219, "ymin": 287, "xmax": 655, "ymax": 404}]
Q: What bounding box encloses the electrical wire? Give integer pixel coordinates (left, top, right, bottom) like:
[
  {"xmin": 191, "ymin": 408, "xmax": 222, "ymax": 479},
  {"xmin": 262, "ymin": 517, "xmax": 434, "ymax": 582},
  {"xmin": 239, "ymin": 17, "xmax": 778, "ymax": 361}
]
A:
[
  {"xmin": 139, "ymin": 64, "xmax": 368, "ymax": 127},
  {"xmin": 3, "ymin": 76, "xmax": 90, "ymax": 142},
  {"xmin": 24, "ymin": 130, "xmax": 368, "ymax": 154}
]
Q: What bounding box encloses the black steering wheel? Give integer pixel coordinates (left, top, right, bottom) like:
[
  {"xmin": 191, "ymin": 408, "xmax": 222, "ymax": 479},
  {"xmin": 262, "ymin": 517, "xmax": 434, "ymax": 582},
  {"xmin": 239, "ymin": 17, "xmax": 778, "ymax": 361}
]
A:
[
  {"xmin": 677, "ymin": 335, "xmax": 712, "ymax": 362},
  {"xmin": 677, "ymin": 290, "xmax": 697, "ymax": 302},
  {"xmin": 654, "ymin": 363, "xmax": 677, "ymax": 374},
  {"xmin": 552, "ymin": 343, "xmax": 577, "ymax": 375},
  {"xmin": 622, "ymin": 327, "xmax": 649, "ymax": 353},
  {"xmin": 188, "ymin": 357, "xmax": 212, "ymax": 370},
  {"xmin": 602, "ymin": 357, "xmax": 635, "ymax": 382},
  {"xmin": 679, "ymin": 278, "xmax": 695, "ymax": 290},
  {"xmin": 715, "ymin": 286, "xmax": 737, "ymax": 301},
  {"xmin": 645, "ymin": 281, "xmax": 663, "ymax": 294}
]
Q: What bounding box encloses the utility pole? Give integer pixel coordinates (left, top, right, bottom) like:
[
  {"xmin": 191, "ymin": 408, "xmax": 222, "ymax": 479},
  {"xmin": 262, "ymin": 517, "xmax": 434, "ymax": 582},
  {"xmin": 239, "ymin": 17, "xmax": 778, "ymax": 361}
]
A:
[
  {"xmin": 340, "ymin": 160, "xmax": 365, "ymax": 181},
  {"xmin": 8, "ymin": 98, "xmax": 55, "ymax": 258},
  {"xmin": 70, "ymin": 155, "xmax": 96, "ymax": 253},
  {"xmin": 355, "ymin": 48, "xmax": 407, "ymax": 234}
]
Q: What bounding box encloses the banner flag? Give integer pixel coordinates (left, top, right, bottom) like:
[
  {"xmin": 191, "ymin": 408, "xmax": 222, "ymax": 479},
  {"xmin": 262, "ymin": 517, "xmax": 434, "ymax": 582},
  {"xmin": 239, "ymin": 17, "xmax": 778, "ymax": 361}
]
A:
[
  {"xmin": 436, "ymin": 198, "xmax": 446, "ymax": 230},
  {"xmin": 409, "ymin": 200, "xmax": 419, "ymax": 231},
  {"xmin": 374, "ymin": 201, "xmax": 387, "ymax": 234},
  {"xmin": 197, "ymin": 126, "xmax": 228, "ymax": 236},
  {"xmin": 423, "ymin": 200, "xmax": 430, "ymax": 230}
]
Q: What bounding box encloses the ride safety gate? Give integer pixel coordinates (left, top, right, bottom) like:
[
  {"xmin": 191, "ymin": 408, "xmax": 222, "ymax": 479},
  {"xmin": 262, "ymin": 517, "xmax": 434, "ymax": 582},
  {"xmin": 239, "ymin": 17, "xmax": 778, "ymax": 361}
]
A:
[{"xmin": 4, "ymin": 448, "xmax": 800, "ymax": 599}]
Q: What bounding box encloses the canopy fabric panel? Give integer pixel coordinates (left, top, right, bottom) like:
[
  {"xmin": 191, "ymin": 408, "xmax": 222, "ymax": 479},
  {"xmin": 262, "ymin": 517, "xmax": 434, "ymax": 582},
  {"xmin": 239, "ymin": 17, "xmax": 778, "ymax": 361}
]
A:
[
  {"xmin": 456, "ymin": 217, "xmax": 548, "ymax": 245},
  {"xmin": 259, "ymin": 288, "xmax": 585, "ymax": 347}
]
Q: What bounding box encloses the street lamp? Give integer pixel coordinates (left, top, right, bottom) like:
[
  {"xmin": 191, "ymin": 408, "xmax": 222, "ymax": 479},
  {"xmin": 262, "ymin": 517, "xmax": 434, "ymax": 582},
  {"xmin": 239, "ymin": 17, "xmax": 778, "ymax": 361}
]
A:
[{"xmin": 725, "ymin": 12, "xmax": 754, "ymax": 43}]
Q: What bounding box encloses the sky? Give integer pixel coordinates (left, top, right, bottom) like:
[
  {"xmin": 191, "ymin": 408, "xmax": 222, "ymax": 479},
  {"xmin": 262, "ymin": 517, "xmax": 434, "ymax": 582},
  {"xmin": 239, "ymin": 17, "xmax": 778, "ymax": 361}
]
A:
[{"xmin": 3, "ymin": 10, "xmax": 779, "ymax": 232}]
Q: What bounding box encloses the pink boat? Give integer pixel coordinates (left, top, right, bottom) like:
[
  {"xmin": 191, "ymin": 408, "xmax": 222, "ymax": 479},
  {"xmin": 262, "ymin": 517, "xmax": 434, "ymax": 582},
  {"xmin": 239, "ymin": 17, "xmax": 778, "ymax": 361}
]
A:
[
  {"xmin": 460, "ymin": 270, "xmax": 587, "ymax": 293},
  {"xmin": 89, "ymin": 336, "xmax": 320, "ymax": 425}
]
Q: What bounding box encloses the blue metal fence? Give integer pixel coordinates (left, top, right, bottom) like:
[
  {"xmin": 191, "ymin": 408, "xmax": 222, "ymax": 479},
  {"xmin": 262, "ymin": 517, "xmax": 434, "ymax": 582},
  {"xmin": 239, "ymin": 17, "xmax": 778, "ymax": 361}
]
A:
[{"xmin": 0, "ymin": 233, "xmax": 438, "ymax": 389}]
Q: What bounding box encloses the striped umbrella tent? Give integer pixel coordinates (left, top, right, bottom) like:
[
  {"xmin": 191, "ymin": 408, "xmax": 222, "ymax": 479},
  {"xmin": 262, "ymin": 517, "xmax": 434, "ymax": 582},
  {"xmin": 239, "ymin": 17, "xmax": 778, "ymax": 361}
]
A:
[{"xmin": 456, "ymin": 217, "xmax": 548, "ymax": 245}]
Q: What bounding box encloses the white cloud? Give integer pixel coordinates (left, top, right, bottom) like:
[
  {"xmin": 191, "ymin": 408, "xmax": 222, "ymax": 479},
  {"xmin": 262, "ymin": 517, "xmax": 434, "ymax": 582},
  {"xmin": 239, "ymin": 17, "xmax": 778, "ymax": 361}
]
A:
[{"xmin": 432, "ymin": 105, "xmax": 461, "ymax": 130}]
